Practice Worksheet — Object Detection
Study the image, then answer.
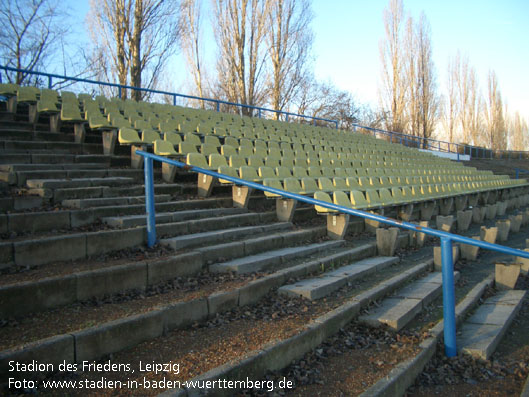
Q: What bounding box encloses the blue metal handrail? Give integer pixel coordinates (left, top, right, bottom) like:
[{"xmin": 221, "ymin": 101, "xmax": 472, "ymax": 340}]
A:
[
  {"xmin": 136, "ymin": 150, "xmax": 529, "ymax": 358},
  {"xmin": 0, "ymin": 65, "xmax": 337, "ymax": 128}
]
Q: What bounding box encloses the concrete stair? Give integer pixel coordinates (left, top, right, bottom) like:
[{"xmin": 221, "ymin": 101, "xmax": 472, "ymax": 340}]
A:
[
  {"xmin": 278, "ymin": 256, "xmax": 399, "ymax": 300},
  {"xmin": 458, "ymin": 289, "xmax": 526, "ymax": 359},
  {"xmin": 358, "ymin": 271, "xmax": 460, "ymax": 331}
]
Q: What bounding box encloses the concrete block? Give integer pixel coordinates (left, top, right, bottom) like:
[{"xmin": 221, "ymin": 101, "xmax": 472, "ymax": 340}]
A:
[
  {"xmin": 197, "ymin": 241, "xmax": 245, "ymax": 263},
  {"xmin": 495, "ymin": 263, "xmax": 521, "ymax": 290},
  {"xmin": 419, "ymin": 201, "xmax": 435, "ymax": 221},
  {"xmin": 364, "ymin": 210, "xmax": 385, "ymax": 233},
  {"xmin": 436, "ymin": 215, "xmax": 454, "ymax": 232},
  {"xmin": 0, "ymin": 335, "xmax": 75, "ymax": 380},
  {"xmin": 76, "ymin": 262, "xmax": 148, "ymax": 300},
  {"xmin": 232, "ymin": 185, "xmax": 252, "ymax": 208},
  {"xmin": 8, "ymin": 211, "xmax": 71, "ymax": 233},
  {"xmin": 454, "ymin": 195, "xmax": 468, "ymax": 211},
  {"xmin": 360, "ymin": 298, "xmax": 423, "ymax": 331},
  {"xmin": 163, "ymin": 299, "xmax": 208, "ymax": 331},
  {"xmin": 0, "ymin": 242, "xmax": 12, "ymax": 267},
  {"xmin": 14, "ymin": 233, "xmax": 87, "ymax": 267},
  {"xmin": 244, "ymin": 233, "xmax": 284, "ymax": 256},
  {"xmin": 439, "ymin": 197, "xmax": 453, "ymax": 216},
  {"xmin": 276, "ymin": 198, "xmax": 297, "ymax": 222},
  {"xmin": 161, "ymin": 162, "xmax": 177, "ymax": 183},
  {"xmin": 515, "ymin": 248, "xmax": 529, "ymax": 275},
  {"xmin": 485, "ymin": 204, "xmax": 497, "ymax": 220},
  {"xmin": 508, "ymin": 214, "xmax": 523, "ymax": 233},
  {"xmin": 480, "ymin": 226, "xmax": 498, "ymax": 244},
  {"xmin": 197, "ymin": 173, "xmax": 215, "ymax": 198},
  {"xmin": 460, "ymin": 236, "xmax": 480, "ymax": 261},
  {"xmin": 459, "ymin": 323, "xmax": 505, "ymax": 360},
  {"xmin": 207, "ymin": 289, "xmax": 239, "ymax": 317},
  {"xmin": 495, "ymin": 219, "xmax": 511, "ymax": 242},
  {"xmin": 85, "ymin": 228, "xmax": 144, "ymax": 256},
  {"xmin": 497, "ymin": 201, "xmax": 508, "ymax": 216},
  {"xmin": 398, "ymin": 203, "xmax": 414, "ymax": 221},
  {"xmin": 433, "ymin": 245, "xmax": 460, "ymax": 270},
  {"xmin": 102, "ymin": 130, "xmax": 117, "ymax": 155},
  {"xmin": 456, "ymin": 210, "xmax": 473, "ymax": 232},
  {"xmin": 472, "ymin": 206, "xmax": 485, "ymax": 223},
  {"xmin": 0, "ymin": 214, "xmax": 6, "ymax": 234},
  {"xmin": 238, "ymin": 274, "xmax": 284, "ymax": 306},
  {"xmin": 209, "ymin": 253, "xmax": 282, "ymax": 274},
  {"xmin": 0, "ymin": 275, "xmax": 77, "ymax": 318},
  {"xmin": 74, "ymin": 310, "xmax": 164, "ymax": 362},
  {"xmin": 468, "ymin": 193, "xmax": 479, "ymax": 207},
  {"xmin": 70, "ymin": 209, "xmax": 96, "ymax": 228},
  {"xmin": 395, "ymin": 281, "xmax": 442, "ymax": 308},
  {"xmin": 147, "ymin": 252, "xmax": 204, "ymax": 285},
  {"xmin": 376, "ymin": 227, "xmax": 399, "ymax": 256},
  {"xmin": 413, "ymin": 220, "xmax": 430, "ymax": 248},
  {"xmin": 326, "ymin": 213, "xmax": 350, "ymax": 239}
]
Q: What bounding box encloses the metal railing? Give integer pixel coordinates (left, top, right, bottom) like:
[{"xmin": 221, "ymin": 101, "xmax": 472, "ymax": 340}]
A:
[
  {"xmin": 0, "ymin": 65, "xmax": 337, "ymax": 128},
  {"xmin": 515, "ymin": 168, "xmax": 529, "ymax": 179},
  {"xmin": 136, "ymin": 150, "xmax": 529, "ymax": 358},
  {"xmin": 2, "ymin": 64, "xmax": 529, "ymax": 159}
]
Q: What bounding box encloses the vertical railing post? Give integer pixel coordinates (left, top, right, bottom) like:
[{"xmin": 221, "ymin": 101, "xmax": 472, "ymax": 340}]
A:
[
  {"xmin": 258, "ymin": 108, "xmax": 262, "ymax": 118},
  {"xmin": 118, "ymin": 86, "xmax": 122, "ymax": 99},
  {"xmin": 285, "ymin": 113, "xmax": 289, "ymax": 122},
  {"xmin": 173, "ymin": 95, "xmax": 177, "ymax": 106},
  {"xmin": 48, "ymin": 75, "xmax": 52, "ymax": 89},
  {"xmin": 144, "ymin": 157, "xmax": 157, "ymax": 248},
  {"xmin": 216, "ymin": 101, "xmax": 220, "ymax": 112},
  {"xmin": 516, "ymin": 169, "xmax": 519, "ymax": 179},
  {"xmin": 441, "ymin": 237, "xmax": 457, "ymax": 357}
]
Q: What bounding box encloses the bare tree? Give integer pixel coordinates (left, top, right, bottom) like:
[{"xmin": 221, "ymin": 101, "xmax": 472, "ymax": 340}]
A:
[
  {"xmin": 411, "ymin": 13, "xmax": 438, "ymax": 142},
  {"xmin": 180, "ymin": 0, "xmax": 207, "ymax": 106},
  {"xmin": 87, "ymin": 0, "xmax": 179, "ymax": 100},
  {"xmin": 378, "ymin": 0, "xmax": 408, "ymax": 133},
  {"xmin": 484, "ymin": 70, "xmax": 506, "ymax": 150},
  {"xmin": 449, "ymin": 53, "xmax": 482, "ymax": 146},
  {"xmin": 443, "ymin": 55, "xmax": 460, "ymax": 143},
  {"xmin": 0, "ymin": 0, "xmax": 67, "ymax": 84},
  {"xmin": 507, "ymin": 111, "xmax": 528, "ymax": 151},
  {"xmin": 266, "ymin": 0, "xmax": 313, "ymax": 119},
  {"xmin": 213, "ymin": 0, "xmax": 270, "ymax": 116}
]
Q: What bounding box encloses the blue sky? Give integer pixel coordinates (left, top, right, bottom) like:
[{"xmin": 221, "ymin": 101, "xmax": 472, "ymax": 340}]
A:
[{"xmin": 63, "ymin": 0, "xmax": 529, "ymax": 122}]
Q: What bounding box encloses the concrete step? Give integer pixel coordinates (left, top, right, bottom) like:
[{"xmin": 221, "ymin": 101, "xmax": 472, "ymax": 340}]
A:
[
  {"xmin": 358, "ymin": 271, "xmax": 459, "ymax": 331},
  {"xmin": 278, "ymin": 256, "xmax": 399, "ymax": 300},
  {"xmin": 161, "ymin": 221, "xmax": 292, "ymax": 251},
  {"xmin": 103, "ymin": 207, "xmax": 248, "ymax": 228},
  {"xmin": 1, "ymin": 212, "xmax": 280, "ymax": 268},
  {"xmin": 210, "ymin": 239, "xmax": 345, "ymax": 274},
  {"xmin": 4, "ymin": 169, "xmax": 145, "ymax": 186},
  {"xmin": 458, "ymin": 289, "xmax": 526, "ymax": 360},
  {"xmin": 2, "ymin": 140, "xmax": 85, "ymax": 153},
  {"xmin": 32, "ymin": 182, "xmax": 182, "ymax": 203},
  {"xmin": 26, "ymin": 177, "xmax": 136, "ymax": 189},
  {"xmin": 61, "ymin": 194, "xmax": 173, "ymax": 209},
  {"xmin": 0, "ymin": 163, "xmax": 109, "ymax": 171}
]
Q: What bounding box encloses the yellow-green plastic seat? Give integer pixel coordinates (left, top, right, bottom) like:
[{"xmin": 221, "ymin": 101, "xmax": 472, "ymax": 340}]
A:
[
  {"xmin": 314, "ymin": 191, "xmax": 336, "ymax": 213},
  {"xmin": 333, "ymin": 190, "xmax": 352, "ymax": 209},
  {"xmin": 141, "ymin": 130, "xmax": 160, "ymax": 143},
  {"xmin": 259, "ymin": 166, "xmax": 276, "ymax": 179},
  {"xmin": 60, "ymin": 103, "xmax": 84, "ymax": 122},
  {"xmin": 178, "ymin": 141, "xmax": 199, "ymax": 155},
  {"xmin": 218, "ymin": 165, "xmax": 238, "ymax": 184},
  {"xmin": 221, "ymin": 144, "xmax": 237, "ymax": 157},
  {"xmin": 209, "ymin": 153, "xmax": 228, "ymax": 168},
  {"xmin": 239, "ymin": 166, "xmax": 261, "ymax": 182},
  {"xmin": 263, "ymin": 178, "xmax": 284, "ymax": 198},
  {"xmin": 164, "ymin": 131, "xmax": 182, "ymax": 146},
  {"xmin": 229, "ymin": 154, "xmax": 247, "ymax": 168},
  {"xmin": 119, "ymin": 128, "xmax": 142, "ymax": 145},
  {"xmin": 154, "ymin": 139, "xmax": 178, "ymax": 156},
  {"xmin": 350, "ymin": 190, "xmax": 369, "ymax": 210},
  {"xmin": 187, "ymin": 152, "xmax": 212, "ymax": 169}
]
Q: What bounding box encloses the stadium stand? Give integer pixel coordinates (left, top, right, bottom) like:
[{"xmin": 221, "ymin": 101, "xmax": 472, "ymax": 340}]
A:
[{"xmin": 0, "ymin": 84, "xmax": 528, "ymax": 395}]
